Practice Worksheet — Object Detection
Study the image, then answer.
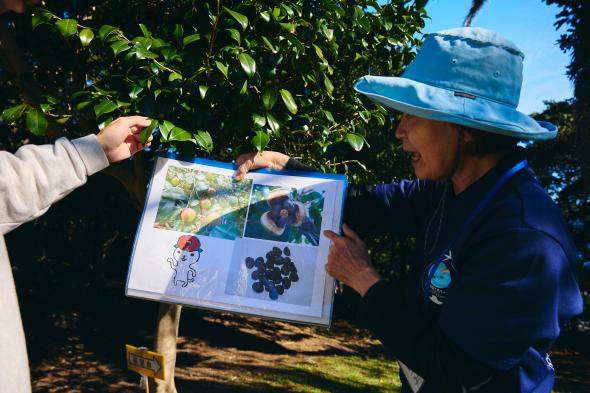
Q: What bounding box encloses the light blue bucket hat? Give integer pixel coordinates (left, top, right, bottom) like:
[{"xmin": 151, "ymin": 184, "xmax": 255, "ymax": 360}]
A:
[{"xmin": 353, "ymin": 27, "xmax": 557, "ymax": 140}]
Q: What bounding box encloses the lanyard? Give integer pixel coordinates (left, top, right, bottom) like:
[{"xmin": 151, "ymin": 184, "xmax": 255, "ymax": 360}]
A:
[{"xmin": 422, "ymin": 159, "xmax": 528, "ymax": 303}]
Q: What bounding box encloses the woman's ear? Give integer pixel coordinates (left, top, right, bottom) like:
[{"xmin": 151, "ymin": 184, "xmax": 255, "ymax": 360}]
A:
[{"xmin": 461, "ymin": 126, "xmax": 475, "ymax": 143}]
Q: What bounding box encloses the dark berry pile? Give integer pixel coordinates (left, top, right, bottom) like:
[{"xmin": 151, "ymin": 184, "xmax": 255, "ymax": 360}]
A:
[{"xmin": 245, "ymin": 246, "xmax": 299, "ymax": 300}]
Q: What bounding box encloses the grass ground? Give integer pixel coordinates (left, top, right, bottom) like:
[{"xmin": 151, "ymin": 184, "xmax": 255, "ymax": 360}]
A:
[{"xmin": 22, "ymin": 289, "xmax": 590, "ymax": 393}]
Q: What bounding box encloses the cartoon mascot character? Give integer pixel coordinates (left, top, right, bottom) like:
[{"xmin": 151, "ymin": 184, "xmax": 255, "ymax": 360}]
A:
[{"xmin": 168, "ymin": 235, "xmax": 203, "ymax": 287}]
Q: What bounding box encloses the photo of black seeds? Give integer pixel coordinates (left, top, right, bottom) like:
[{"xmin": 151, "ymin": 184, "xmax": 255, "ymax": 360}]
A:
[{"xmin": 244, "ymin": 246, "xmax": 299, "ymax": 300}]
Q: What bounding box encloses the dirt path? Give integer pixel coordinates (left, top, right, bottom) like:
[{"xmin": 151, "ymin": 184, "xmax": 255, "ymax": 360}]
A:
[{"xmin": 23, "ymin": 293, "xmax": 590, "ymax": 393}]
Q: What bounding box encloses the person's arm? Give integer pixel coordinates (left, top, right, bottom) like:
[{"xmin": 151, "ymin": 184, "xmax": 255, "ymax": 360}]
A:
[
  {"xmin": 0, "ymin": 116, "xmax": 151, "ymax": 234},
  {"xmin": 235, "ymin": 152, "xmax": 441, "ymax": 236},
  {"xmin": 357, "ymin": 228, "xmax": 583, "ymax": 391}
]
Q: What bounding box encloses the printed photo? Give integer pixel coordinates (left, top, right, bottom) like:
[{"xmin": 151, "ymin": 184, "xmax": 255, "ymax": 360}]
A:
[
  {"xmin": 225, "ymin": 239, "xmax": 318, "ymax": 307},
  {"xmin": 244, "ymin": 185, "xmax": 325, "ymax": 246},
  {"xmin": 154, "ymin": 166, "xmax": 252, "ymax": 240}
]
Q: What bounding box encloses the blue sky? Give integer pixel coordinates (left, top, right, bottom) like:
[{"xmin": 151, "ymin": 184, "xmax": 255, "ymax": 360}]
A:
[{"xmin": 422, "ymin": 0, "xmax": 573, "ymax": 114}]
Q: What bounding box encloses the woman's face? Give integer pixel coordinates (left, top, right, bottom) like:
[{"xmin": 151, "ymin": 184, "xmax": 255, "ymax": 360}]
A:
[
  {"xmin": 0, "ymin": 0, "xmax": 35, "ymax": 14},
  {"xmin": 395, "ymin": 114, "xmax": 459, "ymax": 181}
]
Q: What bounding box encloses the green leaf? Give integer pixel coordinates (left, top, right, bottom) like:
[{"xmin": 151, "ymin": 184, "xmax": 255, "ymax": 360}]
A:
[
  {"xmin": 194, "ymin": 131, "xmax": 213, "ymax": 152},
  {"xmin": 238, "ymin": 53, "xmax": 256, "ymax": 78},
  {"xmin": 2, "ymin": 104, "xmax": 28, "ymax": 124},
  {"xmin": 111, "ymin": 40, "xmax": 130, "ymax": 56},
  {"xmin": 266, "ymin": 113, "xmax": 280, "ymax": 134},
  {"xmin": 321, "ymin": 25, "xmax": 334, "ymax": 41},
  {"xmin": 199, "ymin": 85, "xmax": 209, "ymax": 99},
  {"xmin": 56, "ymin": 19, "xmax": 77, "ymax": 37},
  {"xmin": 272, "ymin": 7, "xmax": 281, "ymax": 20},
  {"xmin": 240, "ymin": 80, "xmax": 248, "ymax": 95},
  {"xmin": 173, "ymin": 24, "xmax": 184, "ymax": 43},
  {"xmin": 251, "ymin": 113, "xmax": 266, "ymax": 127},
  {"xmin": 55, "ymin": 115, "xmax": 71, "ymax": 125},
  {"xmin": 31, "ymin": 8, "xmax": 53, "ymax": 30},
  {"xmin": 99, "ymin": 25, "xmax": 118, "ymax": 42},
  {"xmin": 140, "ymin": 119, "xmax": 157, "ymax": 144},
  {"xmin": 279, "ymin": 89, "xmax": 297, "ymax": 115},
  {"xmin": 25, "ymin": 109, "xmax": 48, "ymax": 136},
  {"xmin": 71, "ymin": 91, "xmax": 89, "ymax": 101},
  {"xmin": 182, "ymin": 33, "xmax": 201, "ymax": 47},
  {"xmin": 169, "ymin": 126, "xmax": 193, "ymax": 142},
  {"xmin": 260, "ymin": 11, "xmax": 270, "ymax": 22},
  {"xmin": 133, "ymin": 46, "xmax": 158, "ymax": 59},
  {"xmin": 168, "ymin": 72, "xmax": 182, "ymax": 82},
  {"xmin": 279, "ymin": 22, "xmax": 296, "ymax": 32},
  {"xmin": 215, "ymin": 61, "xmax": 229, "ymax": 78},
  {"xmin": 226, "ymin": 28, "xmax": 241, "ymax": 45},
  {"xmin": 159, "ymin": 120, "xmax": 175, "ymax": 141},
  {"xmin": 98, "ymin": 116, "xmax": 114, "ymax": 130},
  {"xmin": 261, "ymin": 36, "xmax": 277, "ymax": 53},
  {"xmin": 252, "ymin": 131, "xmax": 270, "ymax": 152},
  {"xmin": 133, "ymin": 36, "xmax": 153, "ymax": 49},
  {"xmin": 139, "ymin": 23, "xmax": 151, "ymax": 37},
  {"xmin": 161, "ymin": 48, "xmax": 178, "ymax": 62},
  {"xmin": 223, "ymin": 7, "xmax": 249, "ymax": 31},
  {"xmin": 262, "ymin": 89, "xmax": 277, "ymax": 110},
  {"xmin": 151, "ymin": 38, "xmax": 167, "ymax": 49},
  {"xmin": 324, "ymin": 75, "xmax": 334, "ymax": 95},
  {"xmin": 313, "ymin": 44, "xmax": 324, "ymax": 59},
  {"xmin": 79, "ymin": 28, "xmax": 94, "ymax": 47},
  {"xmin": 129, "ymin": 86, "xmax": 144, "ymax": 100},
  {"xmin": 43, "ymin": 95, "xmax": 60, "ymax": 103},
  {"xmin": 93, "ymin": 100, "xmax": 118, "ymax": 118},
  {"xmin": 346, "ymin": 133, "xmax": 364, "ymax": 151},
  {"xmin": 285, "ymin": 34, "xmax": 305, "ymax": 54},
  {"xmin": 76, "ymin": 100, "xmax": 93, "ymax": 111},
  {"xmin": 323, "ymin": 110, "xmax": 335, "ymax": 123},
  {"xmin": 281, "ymin": 3, "xmax": 294, "ymax": 18}
]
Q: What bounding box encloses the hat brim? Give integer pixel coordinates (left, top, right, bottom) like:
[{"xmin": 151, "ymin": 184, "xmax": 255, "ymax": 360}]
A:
[{"xmin": 354, "ymin": 76, "xmax": 556, "ymax": 140}]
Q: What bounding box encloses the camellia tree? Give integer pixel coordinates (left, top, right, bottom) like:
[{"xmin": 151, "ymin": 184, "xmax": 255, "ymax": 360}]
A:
[
  {"xmin": 0, "ymin": 1, "xmax": 426, "ymax": 391},
  {"xmin": 1, "ymin": 0, "xmax": 425, "ymax": 185}
]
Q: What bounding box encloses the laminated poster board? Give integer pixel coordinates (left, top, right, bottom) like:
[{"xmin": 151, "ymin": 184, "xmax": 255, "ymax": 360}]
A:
[{"xmin": 126, "ymin": 156, "xmax": 347, "ymax": 326}]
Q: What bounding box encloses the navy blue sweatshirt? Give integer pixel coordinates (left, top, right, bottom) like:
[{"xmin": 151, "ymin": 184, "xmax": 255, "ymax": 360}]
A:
[{"xmin": 288, "ymin": 150, "xmax": 583, "ymax": 393}]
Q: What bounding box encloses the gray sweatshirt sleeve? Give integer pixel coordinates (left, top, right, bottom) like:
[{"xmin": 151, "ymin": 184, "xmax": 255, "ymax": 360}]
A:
[{"xmin": 0, "ymin": 134, "xmax": 109, "ymax": 234}]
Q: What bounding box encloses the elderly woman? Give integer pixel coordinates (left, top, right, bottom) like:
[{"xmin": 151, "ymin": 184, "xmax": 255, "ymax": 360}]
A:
[{"xmin": 235, "ymin": 28, "xmax": 582, "ymax": 393}]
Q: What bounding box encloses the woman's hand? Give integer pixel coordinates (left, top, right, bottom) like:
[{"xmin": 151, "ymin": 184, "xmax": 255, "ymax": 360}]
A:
[
  {"xmin": 323, "ymin": 224, "xmax": 381, "ymax": 296},
  {"xmin": 234, "ymin": 151, "xmax": 290, "ymax": 180},
  {"xmin": 97, "ymin": 116, "xmax": 153, "ymax": 163}
]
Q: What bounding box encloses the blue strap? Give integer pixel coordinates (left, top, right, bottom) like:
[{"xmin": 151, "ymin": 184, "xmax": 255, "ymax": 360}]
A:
[
  {"xmin": 454, "ymin": 159, "xmax": 527, "ymax": 248},
  {"xmin": 422, "ymin": 159, "xmax": 527, "ymax": 303}
]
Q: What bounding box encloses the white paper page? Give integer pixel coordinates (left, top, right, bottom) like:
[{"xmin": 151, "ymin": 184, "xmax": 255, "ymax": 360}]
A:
[{"xmin": 126, "ymin": 157, "xmax": 346, "ymax": 325}]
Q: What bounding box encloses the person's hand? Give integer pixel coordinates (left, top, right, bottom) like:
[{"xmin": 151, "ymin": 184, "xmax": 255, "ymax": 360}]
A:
[
  {"xmin": 323, "ymin": 224, "xmax": 381, "ymax": 296},
  {"xmin": 96, "ymin": 116, "xmax": 153, "ymax": 163},
  {"xmin": 234, "ymin": 151, "xmax": 291, "ymax": 180}
]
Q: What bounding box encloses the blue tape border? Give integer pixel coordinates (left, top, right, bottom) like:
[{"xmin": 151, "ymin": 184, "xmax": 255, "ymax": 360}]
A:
[
  {"xmin": 159, "ymin": 152, "xmax": 348, "ymax": 183},
  {"xmin": 126, "ymin": 152, "xmax": 348, "ymax": 326}
]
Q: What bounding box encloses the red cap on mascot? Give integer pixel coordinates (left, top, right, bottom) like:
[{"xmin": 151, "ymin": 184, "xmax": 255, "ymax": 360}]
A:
[{"xmin": 176, "ymin": 235, "xmax": 201, "ymax": 252}]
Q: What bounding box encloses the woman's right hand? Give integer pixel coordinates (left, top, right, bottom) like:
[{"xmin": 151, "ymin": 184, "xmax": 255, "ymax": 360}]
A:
[{"xmin": 234, "ymin": 151, "xmax": 290, "ymax": 180}]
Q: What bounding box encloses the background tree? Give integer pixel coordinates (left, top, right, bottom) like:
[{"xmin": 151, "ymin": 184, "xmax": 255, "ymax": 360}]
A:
[
  {"xmin": 541, "ymin": 0, "xmax": 590, "ymax": 185},
  {"xmin": 0, "ymin": 1, "xmax": 426, "ymax": 392}
]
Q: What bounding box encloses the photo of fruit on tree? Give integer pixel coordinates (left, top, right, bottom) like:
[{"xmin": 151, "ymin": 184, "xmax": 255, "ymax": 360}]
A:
[
  {"xmin": 244, "ymin": 185, "xmax": 325, "ymax": 246},
  {"xmin": 154, "ymin": 166, "xmax": 253, "ymax": 240}
]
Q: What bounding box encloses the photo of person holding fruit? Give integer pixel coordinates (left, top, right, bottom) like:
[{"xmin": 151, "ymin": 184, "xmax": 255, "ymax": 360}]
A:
[{"xmin": 234, "ymin": 27, "xmax": 583, "ymax": 393}]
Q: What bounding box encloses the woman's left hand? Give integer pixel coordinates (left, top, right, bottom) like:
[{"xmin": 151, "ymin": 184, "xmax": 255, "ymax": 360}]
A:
[{"xmin": 323, "ymin": 224, "xmax": 381, "ymax": 296}]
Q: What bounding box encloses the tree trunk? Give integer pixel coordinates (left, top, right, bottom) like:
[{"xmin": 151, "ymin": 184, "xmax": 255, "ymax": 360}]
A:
[{"xmin": 148, "ymin": 304, "xmax": 182, "ymax": 393}]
